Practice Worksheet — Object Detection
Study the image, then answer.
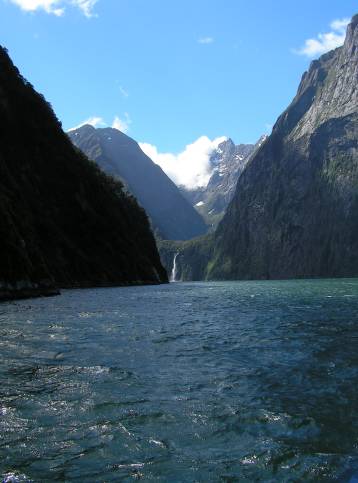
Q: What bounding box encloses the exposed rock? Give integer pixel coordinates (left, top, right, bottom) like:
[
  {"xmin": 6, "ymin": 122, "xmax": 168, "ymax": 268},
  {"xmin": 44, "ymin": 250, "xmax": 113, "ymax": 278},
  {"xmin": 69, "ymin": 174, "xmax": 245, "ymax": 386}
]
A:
[
  {"xmin": 209, "ymin": 14, "xmax": 358, "ymax": 280},
  {"xmin": 69, "ymin": 125, "xmax": 208, "ymax": 241},
  {"xmin": 181, "ymin": 138, "xmax": 263, "ymax": 227}
]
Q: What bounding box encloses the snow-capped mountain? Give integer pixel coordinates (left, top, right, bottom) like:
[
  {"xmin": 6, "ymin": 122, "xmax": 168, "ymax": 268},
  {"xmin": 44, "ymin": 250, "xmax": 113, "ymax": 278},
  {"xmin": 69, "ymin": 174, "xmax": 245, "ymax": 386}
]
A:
[{"xmin": 181, "ymin": 136, "xmax": 266, "ymax": 227}]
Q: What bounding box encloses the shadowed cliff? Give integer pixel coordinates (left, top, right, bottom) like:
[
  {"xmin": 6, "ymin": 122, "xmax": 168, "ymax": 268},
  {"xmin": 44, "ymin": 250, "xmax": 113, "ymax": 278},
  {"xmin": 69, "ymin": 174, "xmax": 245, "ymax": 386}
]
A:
[
  {"xmin": 209, "ymin": 14, "xmax": 358, "ymax": 280},
  {"xmin": 0, "ymin": 46, "xmax": 168, "ymax": 300},
  {"xmin": 69, "ymin": 125, "xmax": 208, "ymax": 241}
]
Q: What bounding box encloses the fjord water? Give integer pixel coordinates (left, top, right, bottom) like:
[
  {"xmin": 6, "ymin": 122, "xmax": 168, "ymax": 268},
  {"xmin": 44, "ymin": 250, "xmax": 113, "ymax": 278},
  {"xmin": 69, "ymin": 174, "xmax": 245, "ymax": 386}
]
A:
[{"xmin": 1, "ymin": 280, "xmax": 358, "ymax": 482}]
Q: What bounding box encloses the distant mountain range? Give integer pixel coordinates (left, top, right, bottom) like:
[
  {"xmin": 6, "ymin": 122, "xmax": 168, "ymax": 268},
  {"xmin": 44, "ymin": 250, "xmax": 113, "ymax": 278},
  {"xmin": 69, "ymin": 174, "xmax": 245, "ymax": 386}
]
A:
[
  {"xmin": 69, "ymin": 125, "xmax": 208, "ymax": 241},
  {"xmin": 1, "ymin": 13, "xmax": 357, "ymax": 297},
  {"xmin": 0, "ymin": 46, "xmax": 167, "ymax": 300},
  {"xmin": 180, "ymin": 136, "xmax": 266, "ymax": 227},
  {"xmin": 161, "ymin": 13, "xmax": 358, "ymax": 281}
]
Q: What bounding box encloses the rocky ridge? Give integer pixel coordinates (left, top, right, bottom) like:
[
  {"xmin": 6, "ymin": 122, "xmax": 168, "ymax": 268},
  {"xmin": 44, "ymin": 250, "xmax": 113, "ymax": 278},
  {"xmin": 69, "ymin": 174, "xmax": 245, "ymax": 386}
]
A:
[
  {"xmin": 69, "ymin": 125, "xmax": 208, "ymax": 241},
  {"xmin": 181, "ymin": 137, "xmax": 264, "ymax": 227},
  {"xmin": 209, "ymin": 14, "xmax": 358, "ymax": 280}
]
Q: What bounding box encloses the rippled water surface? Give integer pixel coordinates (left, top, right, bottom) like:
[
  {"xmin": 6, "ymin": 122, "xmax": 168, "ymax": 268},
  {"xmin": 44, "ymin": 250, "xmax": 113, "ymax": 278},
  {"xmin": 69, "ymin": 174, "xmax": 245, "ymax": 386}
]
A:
[{"xmin": 1, "ymin": 280, "xmax": 358, "ymax": 482}]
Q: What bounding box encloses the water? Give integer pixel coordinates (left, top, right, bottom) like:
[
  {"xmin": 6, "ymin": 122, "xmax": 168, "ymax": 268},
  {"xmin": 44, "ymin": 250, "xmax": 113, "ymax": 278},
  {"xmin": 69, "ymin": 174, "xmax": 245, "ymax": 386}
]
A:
[
  {"xmin": 1, "ymin": 279, "xmax": 358, "ymax": 482},
  {"xmin": 170, "ymin": 253, "xmax": 179, "ymax": 282}
]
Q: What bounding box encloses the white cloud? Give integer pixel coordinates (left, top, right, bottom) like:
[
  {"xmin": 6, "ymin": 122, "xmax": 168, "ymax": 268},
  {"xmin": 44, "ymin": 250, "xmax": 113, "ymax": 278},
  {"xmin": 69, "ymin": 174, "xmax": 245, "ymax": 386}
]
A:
[
  {"xmin": 8, "ymin": 0, "xmax": 63, "ymax": 15},
  {"xmin": 295, "ymin": 17, "xmax": 350, "ymax": 57},
  {"xmin": 112, "ymin": 113, "xmax": 131, "ymax": 133},
  {"xmin": 330, "ymin": 18, "xmax": 350, "ymax": 31},
  {"xmin": 8, "ymin": 0, "xmax": 98, "ymax": 17},
  {"xmin": 71, "ymin": 0, "xmax": 97, "ymax": 17},
  {"xmin": 68, "ymin": 113, "xmax": 131, "ymax": 133},
  {"xmin": 139, "ymin": 136, "xmax": 227, "ymax": 189},
  {"xmin": 198, "ymin": 36, "xmax": 214, "ymax": 44},
  {"xmin": 68, "ymin": 116, "xmax": 105, "ymax": 131}
]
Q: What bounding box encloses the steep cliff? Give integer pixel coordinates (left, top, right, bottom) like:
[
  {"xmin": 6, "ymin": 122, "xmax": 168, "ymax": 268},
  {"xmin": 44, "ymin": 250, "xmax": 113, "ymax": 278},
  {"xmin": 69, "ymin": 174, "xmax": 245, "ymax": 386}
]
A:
[
  {"xmin": 209, "ymin": 14, "xmax": 358, "ymax": 280},
  {"xmin": 69, "ymin": 125, "xmax": 208, "ymax": 241},
  {"xmin": 180, "ymin": 138, "xmax": 258, "ymax": 227},
  {"xmin": 0, "ymin": 46, "xmax": 167, "ymax": 300},
  {"xmin": 158, "ymin": 235, "xmax": 214, "ymax": 281}
]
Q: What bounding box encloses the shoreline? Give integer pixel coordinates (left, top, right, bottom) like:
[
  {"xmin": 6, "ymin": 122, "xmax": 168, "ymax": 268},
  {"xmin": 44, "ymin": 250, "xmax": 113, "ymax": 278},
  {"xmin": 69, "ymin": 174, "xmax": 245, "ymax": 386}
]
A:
[{"xmin": 0, "ymin": 279, "xmax": 168, "ymax": 303}]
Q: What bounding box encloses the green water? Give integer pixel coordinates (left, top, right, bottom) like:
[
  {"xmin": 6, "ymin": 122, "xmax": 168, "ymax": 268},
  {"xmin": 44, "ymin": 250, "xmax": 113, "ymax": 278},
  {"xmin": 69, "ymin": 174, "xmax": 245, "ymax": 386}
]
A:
[{"xmin": 1, "ymin": 279, "xmax": 358, "ymax": 481}]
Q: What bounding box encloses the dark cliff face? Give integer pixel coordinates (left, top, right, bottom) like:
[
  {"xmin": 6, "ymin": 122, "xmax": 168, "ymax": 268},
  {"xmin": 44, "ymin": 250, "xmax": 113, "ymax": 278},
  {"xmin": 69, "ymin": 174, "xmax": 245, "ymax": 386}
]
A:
[
  {"xmin": 180, "ymin": 139, "xmax": 257, "ymax": 228},
  {"xmin": 68, "ymin": 126, "xmax": 208, "ymax": 241},
  {"xmin": 208, "ymin": 14, "xmax": 358, "ymax": 280},
  {"xmin": 0, "ymin": 46, "xmax": 167, "ymax": 299},
  {"xmin": 158, "ymin": 235, "xmax": 214, "ymax": 281}
]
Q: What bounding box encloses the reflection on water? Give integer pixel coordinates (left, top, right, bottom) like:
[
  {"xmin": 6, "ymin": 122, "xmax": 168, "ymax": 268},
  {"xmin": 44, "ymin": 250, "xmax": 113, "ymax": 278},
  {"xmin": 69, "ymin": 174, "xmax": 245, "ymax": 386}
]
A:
[{"xmin": 1, "ymin": 279, "xmax": 358, "ymax": 481}]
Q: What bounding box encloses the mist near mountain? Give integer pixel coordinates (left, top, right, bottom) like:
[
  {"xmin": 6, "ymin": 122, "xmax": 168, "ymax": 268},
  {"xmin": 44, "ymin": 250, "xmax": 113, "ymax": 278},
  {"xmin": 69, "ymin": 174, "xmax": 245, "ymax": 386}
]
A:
[
  {"xmin": 163, "ymin": 14, "xmax": 358, "ymax": 282},
  {"xmin": 180, "ymin": 137, "xmax": 266, "ymax": 227},
  {"xmin": 69, "ymin": 125, "xmax": 208, "ymax": 241}
]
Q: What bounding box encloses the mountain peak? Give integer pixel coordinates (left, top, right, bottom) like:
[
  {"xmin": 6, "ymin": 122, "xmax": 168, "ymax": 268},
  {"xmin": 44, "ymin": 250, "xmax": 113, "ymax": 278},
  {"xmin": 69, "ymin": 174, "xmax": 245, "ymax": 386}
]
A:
[
  {"xmin": 345, "ymin": 12, "xmax": 358, "ymax": 54},
  {"xmin": 181, "ymin": 137, "xmax": 256, "ymax": 227},
  {"xmin": 221, "ymin": 137, "xmax": 235, "ymax": 147},
  {"xmin": 274, "ymin": 13, "xmax": 358, "ymax": 142},
  {"xmin": 209, "ymin": 14, "xmax": 358, "ymax": 281},
  {"xmin": 349, "ymin": 12, "xmax": 358, "ymax": 27},
  {"xmin": 214, "ymin": 138, "xmax": 235, "ymax": 157},
  {"xmin": 69, "ymin": 125, "xmax": 207, "ymax": 241},
  {"xmin": 71, "ymin": 124, "xmax": 96, "ymax": 134}
]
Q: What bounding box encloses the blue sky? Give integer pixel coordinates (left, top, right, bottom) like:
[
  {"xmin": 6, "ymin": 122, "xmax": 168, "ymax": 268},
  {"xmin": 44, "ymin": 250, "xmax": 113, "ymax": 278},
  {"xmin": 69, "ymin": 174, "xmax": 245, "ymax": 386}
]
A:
[{"xmin": 0, "ymin": 0, "xmax": 357, "ymax": 186}]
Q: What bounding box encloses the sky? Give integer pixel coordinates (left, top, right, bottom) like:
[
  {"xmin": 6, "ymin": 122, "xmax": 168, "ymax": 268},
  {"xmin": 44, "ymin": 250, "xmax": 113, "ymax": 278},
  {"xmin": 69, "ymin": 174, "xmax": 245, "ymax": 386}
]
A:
[{"xmin": 0, "ymin": 0, "xmax": 357, "ymax": 188}]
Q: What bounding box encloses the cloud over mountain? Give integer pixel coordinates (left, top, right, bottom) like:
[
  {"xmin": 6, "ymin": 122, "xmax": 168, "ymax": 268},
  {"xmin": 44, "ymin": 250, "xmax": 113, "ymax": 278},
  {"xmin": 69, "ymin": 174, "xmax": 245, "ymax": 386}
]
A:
[
  {"xmin": 295, "ymin": 17, "xmax": 350, "ymax": 57},
  {"xmin": 139, "ymin": 136, "xmax": 227, "ymax": 190}
]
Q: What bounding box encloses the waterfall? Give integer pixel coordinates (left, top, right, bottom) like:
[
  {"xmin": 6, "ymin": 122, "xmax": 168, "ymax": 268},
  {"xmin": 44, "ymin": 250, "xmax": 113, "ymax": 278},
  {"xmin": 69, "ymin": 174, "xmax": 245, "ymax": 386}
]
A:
[{"xmin": 170, "ymin": 252, "xmax": 179, "ymax": 282}]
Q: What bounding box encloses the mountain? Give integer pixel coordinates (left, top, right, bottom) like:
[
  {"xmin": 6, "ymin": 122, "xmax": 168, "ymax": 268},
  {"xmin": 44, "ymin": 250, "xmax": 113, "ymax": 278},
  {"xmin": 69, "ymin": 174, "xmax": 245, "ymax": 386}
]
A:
[
  {"xmin": 0, "ymin": 46, "xmax": 167, "ymax": 300},
  {"xmin": 68, "ymin": 125, "xmax": 208, "ymax": 241},
  {"xmin": 180, "ymin": 138, "xmax": 264, "ymax": 227},
  {"xmin": 208, "ymin": 14, "xmax": 358, "ymax": 280},
  {"xmin": 158, "ymin": 235, "xmax": 214, "ymax": 281}
]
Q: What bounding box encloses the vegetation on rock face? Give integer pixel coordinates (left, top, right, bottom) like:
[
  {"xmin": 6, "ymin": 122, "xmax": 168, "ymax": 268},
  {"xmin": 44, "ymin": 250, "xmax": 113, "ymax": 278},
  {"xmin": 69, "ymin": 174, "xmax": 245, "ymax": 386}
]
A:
[
  {"xmin": 69, "ymin": 125, "xmax": 208, "ymax": 241},
  {"xmin": 2, "ymin": 15, "xmax": 356, "ymax": 291},
  {"xmin": 0, "ymin": 46, "xmax": 167, "ymax": 299},
  {"xmin": 172, "ymin": 14, "xmax": 358, "ymax": 282},
  {"xmin": 208, "ymin": 14, "xmax": 358, "ymax": 280},
  {"xmin": 158, "ymin": 235, "xmax": 214, "ymax": 281}
]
